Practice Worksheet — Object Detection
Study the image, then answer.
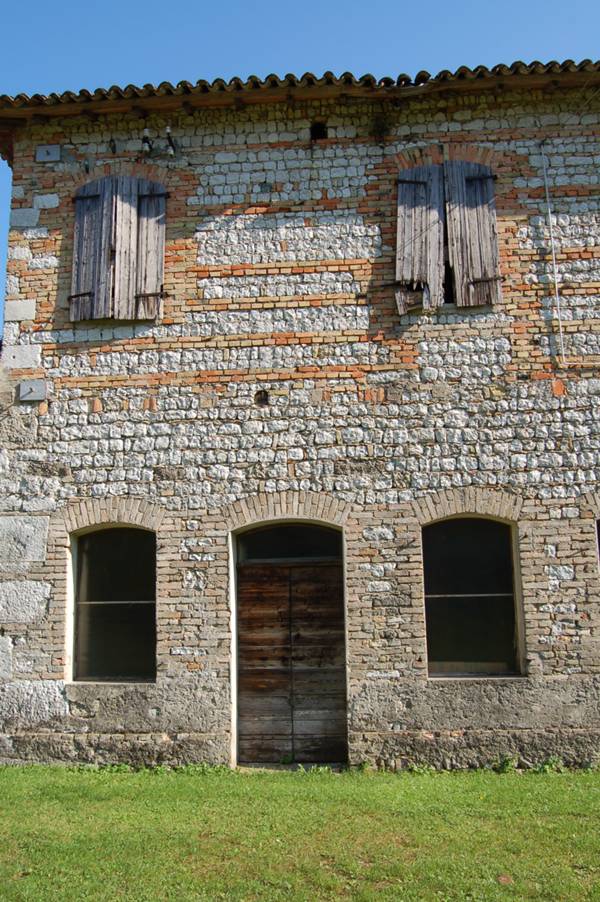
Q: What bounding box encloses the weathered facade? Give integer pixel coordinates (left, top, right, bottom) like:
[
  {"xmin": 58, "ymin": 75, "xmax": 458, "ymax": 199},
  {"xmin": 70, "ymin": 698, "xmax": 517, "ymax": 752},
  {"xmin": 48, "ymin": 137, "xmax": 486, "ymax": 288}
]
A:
[{"xmin": 1, "ymin": 61, "xmax": 600, "ymax": 768}]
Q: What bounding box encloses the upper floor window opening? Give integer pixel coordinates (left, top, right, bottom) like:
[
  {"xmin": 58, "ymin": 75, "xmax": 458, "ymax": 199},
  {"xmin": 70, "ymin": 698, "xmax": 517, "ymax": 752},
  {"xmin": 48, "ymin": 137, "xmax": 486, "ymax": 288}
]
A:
[
  {"xmin": 395, "ymin": 161, "xmax": 501, "ymax": 314},
  {"xmin": 73, "ymin": 526, "xmax": 157, "ymax": 682},
  {"xmin": 422, "ymin": 517, "xmax": 520, "ymax": 677},
  {"xmin": 69, "ymin": 175, "xmax": 167, "ymax": 323}
]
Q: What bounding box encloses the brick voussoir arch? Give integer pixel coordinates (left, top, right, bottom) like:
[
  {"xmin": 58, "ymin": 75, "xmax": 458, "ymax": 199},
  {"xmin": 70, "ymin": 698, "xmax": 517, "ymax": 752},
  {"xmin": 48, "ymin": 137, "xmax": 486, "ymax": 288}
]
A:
[
  {"xmin": 62, "ymin": 160, "xmax": 175, "ymax": 197},
  {"xmin": 58, "ymin": 496, "xmax": 166, "ymax": 535},
  {"xmin": 223, "ymin": 491, "xmax": 354, "ymax": 532},
  {"xmin": 410, "ymin": 487, "xmax": 523, "ymax": 527},
  {"xmin": 394, "ymin": 141, "xmax": 517, "ymax": 173},
  {"xmin": 577, "ymin": 490, "xmax": 600, "ymax": 520}
]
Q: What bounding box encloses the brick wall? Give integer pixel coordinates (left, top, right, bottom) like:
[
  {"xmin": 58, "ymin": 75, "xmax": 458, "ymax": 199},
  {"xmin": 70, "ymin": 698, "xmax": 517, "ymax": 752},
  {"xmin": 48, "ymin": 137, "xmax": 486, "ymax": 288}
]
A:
[{"xmin": 1, "ymin": 82, "xmax": 600, "ymax": 767}]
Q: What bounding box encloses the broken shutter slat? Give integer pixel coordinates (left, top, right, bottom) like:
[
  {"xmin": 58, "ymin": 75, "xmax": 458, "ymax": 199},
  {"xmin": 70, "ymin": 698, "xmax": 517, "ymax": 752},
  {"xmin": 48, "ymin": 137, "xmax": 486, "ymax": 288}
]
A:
[
  {"xmin": 113, "ymin": 176, "xmax": 140, "ymax": 320},
  {"xmin": 395, "ymin": 165, "xmax": 444, "ymax": 314},
  {"xmin": 135, "ymin": 180, "xmax": 166, "ymax": 320},
  {"xmin": 70, "ymin": 184, "xmax": 102, "ymax": 322},
  {"xmin": 445, "ymin": 161, "xmax": 501, "ymax": 307}
]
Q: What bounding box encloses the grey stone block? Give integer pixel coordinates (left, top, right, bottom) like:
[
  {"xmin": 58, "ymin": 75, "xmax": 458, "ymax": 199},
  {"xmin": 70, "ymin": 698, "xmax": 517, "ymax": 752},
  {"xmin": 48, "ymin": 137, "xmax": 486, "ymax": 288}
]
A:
[
  {"xmin": 0, "ymin": 345, "xmax": 42, "ymax": 370},
  {"xmin": 0, "ymin": 517, "xmax": 49, "ymax": 563},
  {"xmin": 0, "ymin": 680, "xmax": 68, "ymax": 728},
  {"xmin": 33, "ymin": 194, "xmax": 59, "ymax": 210},
  {"xmin": 0, "ymin": 581, "xmax": 51, "ymax": 622},
  {"xmin": 9, "ymin": 208, "xmax": 40, "ymax": 229},
  {"xmin": 4, "ymin": 301, "xmax": 36, "ymax": 322}
]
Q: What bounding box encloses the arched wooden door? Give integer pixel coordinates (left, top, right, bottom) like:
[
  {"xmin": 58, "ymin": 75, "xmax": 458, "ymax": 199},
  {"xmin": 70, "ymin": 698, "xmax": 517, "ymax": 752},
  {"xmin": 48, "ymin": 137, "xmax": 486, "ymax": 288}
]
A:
[{"xmin": 236, "ymin": 524, "xmax": 347, "ymax": 764}]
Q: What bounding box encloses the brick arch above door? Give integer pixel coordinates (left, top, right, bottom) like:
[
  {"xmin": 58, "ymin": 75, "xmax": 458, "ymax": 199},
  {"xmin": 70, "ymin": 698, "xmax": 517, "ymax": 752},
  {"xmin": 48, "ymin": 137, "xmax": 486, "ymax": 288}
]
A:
[{"xmin": 223, "ymin": 491, "xmax": 355, "ymax": 533}]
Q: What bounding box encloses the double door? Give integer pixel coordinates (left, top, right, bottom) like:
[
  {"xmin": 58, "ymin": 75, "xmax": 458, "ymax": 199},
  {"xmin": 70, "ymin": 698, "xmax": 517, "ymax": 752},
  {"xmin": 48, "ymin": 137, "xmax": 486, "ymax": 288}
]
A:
[{"xmin": 237, "ymin": 562, "xmax": 347, "ymax": 764}]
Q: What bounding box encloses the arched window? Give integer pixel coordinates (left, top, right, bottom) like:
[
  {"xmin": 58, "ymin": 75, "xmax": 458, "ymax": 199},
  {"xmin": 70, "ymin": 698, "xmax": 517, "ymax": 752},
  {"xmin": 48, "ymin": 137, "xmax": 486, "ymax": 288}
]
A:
[
  {"xmin": 74, "ymin": 527, "xmax": 156, "ymax": 681},
  {"xmin": 422, "ymin": 517, "xmax": 519, "ymax": 676}
]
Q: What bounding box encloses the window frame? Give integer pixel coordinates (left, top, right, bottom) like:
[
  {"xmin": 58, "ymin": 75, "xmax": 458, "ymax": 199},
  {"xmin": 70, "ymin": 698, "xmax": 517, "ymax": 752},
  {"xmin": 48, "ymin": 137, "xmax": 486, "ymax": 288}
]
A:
[
  {"xmin": 421, "ymin": 515, "xmax": 526, "ymax": 679},
  {"xmin": 70, "ymin": 525, "xmax": 157, "ymax": 684}
]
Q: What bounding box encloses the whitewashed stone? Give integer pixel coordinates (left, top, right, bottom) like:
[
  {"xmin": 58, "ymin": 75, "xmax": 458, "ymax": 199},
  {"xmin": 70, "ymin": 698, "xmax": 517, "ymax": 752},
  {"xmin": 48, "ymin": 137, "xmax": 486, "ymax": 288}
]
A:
[
  {"xmin": 186, "ymin": 305, "xmax": 368, "ymax": 336},
  {"xmin": 198, "ymin": 271, "xmax": 360, "ymax": 300},
  {"xmin": 197, "ymin": 211, "xmax": 381, "ymax": 264},
  {"xmin": 5, "ymin": 275, "xmax": 19, "ymax": 296},
  {"xmin": 7, "ymin": 245, "xmax": 32, "ymax": 262},
  {"xmin": 0, "ymin": 517, "xmax": 49, "ymax": 562},
  {"xmin": 0, "ymin": 581, "xmax": 51, "ymax": 622},
  {"xmin": 0, "ymin": 637, "xmax": 12, "ymax": 680}
]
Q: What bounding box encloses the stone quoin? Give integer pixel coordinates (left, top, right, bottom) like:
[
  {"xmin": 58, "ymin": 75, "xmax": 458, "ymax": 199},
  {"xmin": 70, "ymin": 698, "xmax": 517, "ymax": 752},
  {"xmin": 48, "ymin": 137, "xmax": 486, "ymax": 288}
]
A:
[{"xmin": 1, "ymin": 62, "xmax": 600, "ymax": 768}]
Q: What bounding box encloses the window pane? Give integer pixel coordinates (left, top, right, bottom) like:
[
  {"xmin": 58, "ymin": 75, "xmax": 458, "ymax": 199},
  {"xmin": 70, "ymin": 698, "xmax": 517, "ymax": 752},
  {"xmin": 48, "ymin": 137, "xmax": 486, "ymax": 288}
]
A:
[
  {"xmin": 76, "ymin": 602, "xmax": 156, "ymax": 681},
  {"xmin": 238, "ymin": 525, "xmax": 342, "ymax": 562},
  {"xmin": 78, "ymin": 528, "xmax": 155, "ymax": 602},
  {"xmin": 75, "ymin": 527, "xmax": 156, "ymax": 681},
  {"xmin": 423, "ymin": 518, "xmax": 518, "ymax": 676},
  {"xmin": 422, "ymin": 518, "xmax": 513, "ymax": 596},
  {"xmin": 426, "ymin": 595, "xmax": 516, "ymax": 673}
]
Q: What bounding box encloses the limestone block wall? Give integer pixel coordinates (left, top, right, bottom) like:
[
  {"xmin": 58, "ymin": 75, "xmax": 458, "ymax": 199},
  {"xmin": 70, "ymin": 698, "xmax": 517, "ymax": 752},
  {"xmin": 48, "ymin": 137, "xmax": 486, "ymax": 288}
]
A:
[{"xmin": 1, "ymin": 81, "xmax": 600, "ymax": 767}]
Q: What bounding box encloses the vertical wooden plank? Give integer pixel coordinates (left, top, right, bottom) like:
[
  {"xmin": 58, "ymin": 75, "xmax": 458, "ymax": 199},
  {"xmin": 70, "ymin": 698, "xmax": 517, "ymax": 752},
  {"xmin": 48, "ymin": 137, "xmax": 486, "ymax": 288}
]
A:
[
  {"xmin": 113, "ymin": 175, "xmax": 139, "ymax": 320},
  {"xmin": 290, "ymin": 563, "xmax": 347, "ymax": 763},
  {"xmin": 237, "ymin": 564, "xmax": 293, "ymax": 764},
  {"xmin": 395, "ymin": 165, "xmax": 444, "ymax": 313},
  {"xmin": 445, "ymin": 161, "xmax": 501, "ymax": 307},
  {"xmin": 94, "ymin": 176, "xmax": 115, "ymax": 318},
  {"xmin": 136, "ymin": 181, "xmax": 166, "ymax": 319},
  {"xmin": 70, "ymin": 184, "xmax": 101, "ymax": 321}
]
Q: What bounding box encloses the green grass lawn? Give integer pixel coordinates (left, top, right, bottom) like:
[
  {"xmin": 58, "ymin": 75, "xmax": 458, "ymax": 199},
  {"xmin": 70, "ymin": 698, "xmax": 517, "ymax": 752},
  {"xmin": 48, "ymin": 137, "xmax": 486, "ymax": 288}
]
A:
[{"xmin": 1, "ymin": 766, "xmax": 599, "ymax": 901}]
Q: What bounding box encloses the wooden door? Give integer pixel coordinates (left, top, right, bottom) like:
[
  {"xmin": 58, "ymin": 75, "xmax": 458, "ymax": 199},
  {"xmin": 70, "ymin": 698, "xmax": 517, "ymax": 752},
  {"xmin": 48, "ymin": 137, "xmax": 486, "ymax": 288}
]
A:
[{"xmin": 237, "ymin": 561, "xmax": 347, "ymax": 764}]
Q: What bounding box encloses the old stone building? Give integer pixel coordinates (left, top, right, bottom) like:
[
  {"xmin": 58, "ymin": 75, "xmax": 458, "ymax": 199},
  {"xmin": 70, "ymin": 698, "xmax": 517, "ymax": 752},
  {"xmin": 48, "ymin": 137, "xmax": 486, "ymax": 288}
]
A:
[{"xmin": 0, "ymin": 60, "xmax": 599, "ymax": 768}]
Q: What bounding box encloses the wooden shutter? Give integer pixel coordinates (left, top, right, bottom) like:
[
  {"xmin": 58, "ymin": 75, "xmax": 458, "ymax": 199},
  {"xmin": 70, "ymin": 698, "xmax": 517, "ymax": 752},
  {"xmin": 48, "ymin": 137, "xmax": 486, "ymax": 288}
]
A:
[
  {"xmin": 135, "ymin": 180, "xmax": 167, "ymax": 320},
  {"xmin": 71, "ymin": 176, "xmax": 164, "ymax": 322},
  {"xmin": 395, "ymin": 165, "xmax": 444, "ymax": 314},
  {"xmin": 70, "ymin": 178, "xmax": 114, "ymax": 321},
  {"xmin": 444, "ymin": 161, "xmax": 501, "ymax": 307},
  {"xmin": 113, "ymin": 176, "xmax": 140, "ymax": 320}
]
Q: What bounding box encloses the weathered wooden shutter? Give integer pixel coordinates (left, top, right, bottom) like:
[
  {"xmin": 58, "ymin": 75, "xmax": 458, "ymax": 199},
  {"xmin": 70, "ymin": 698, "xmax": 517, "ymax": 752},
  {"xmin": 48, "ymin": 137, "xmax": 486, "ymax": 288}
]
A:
[
  {"xmin": 70, "ymin": 178, "xmax": 114, "ymax": 321},
  {"xmin": 113, "ymin": 176, "xmax": 140, "ymax": 320},
  {"xmin": 444, "ymin": 161, "xmax": 501, "ymax": 307},
  {"xmin": 71, "ymin": 176, "xmax": 165, "ymax": 322},
  {"xmin": 395, "ymin": 165, "xmax": 444, "ymax": 314},
  {"xmin": 135, "ymin": 180, "xmax": 167, "ymax": 320}
]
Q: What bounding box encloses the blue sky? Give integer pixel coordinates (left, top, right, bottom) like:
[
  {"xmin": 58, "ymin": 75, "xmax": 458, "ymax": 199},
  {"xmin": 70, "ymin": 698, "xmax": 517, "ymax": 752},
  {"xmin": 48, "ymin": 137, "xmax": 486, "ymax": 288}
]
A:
[{"xmin": 1, "ymin": 0, "xmax": 599, "ymax": 321}]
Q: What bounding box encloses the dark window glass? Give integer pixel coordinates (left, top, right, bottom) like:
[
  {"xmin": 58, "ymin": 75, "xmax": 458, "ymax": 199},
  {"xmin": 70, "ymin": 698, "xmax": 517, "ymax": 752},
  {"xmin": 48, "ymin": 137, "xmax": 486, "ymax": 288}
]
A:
[
  {"xmin": 422, "ymin": 518, "xmax": 518, "ymax": 676},
  {"xmin": 75, "ymin": 528, "xmax": 156, "ymax": 681},
  {"xmin": 238, "ymin": 524, "xmax": 342, "ymax": 562}
]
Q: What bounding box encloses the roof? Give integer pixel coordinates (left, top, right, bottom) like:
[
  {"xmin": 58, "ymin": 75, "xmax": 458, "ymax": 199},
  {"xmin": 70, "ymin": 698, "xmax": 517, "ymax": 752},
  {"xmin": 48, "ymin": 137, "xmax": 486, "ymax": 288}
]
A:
[{"xmin": 1, "ymin": 59, "xmax": 598, "ymax": 121}]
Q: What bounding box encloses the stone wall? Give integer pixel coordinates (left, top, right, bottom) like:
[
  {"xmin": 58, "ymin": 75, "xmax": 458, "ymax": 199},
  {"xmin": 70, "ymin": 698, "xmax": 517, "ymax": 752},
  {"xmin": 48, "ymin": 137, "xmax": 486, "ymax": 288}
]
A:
[{"xmin": 1, "ymin": 81, "xmax": 600, "ymax": 767}]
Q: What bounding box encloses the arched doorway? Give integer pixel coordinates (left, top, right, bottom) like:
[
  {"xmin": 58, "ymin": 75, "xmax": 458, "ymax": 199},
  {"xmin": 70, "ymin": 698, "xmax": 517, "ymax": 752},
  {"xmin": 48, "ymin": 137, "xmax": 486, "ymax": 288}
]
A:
[{"xmin": 236, "ymin": 523, "xmax": 347, "ymax": 765}]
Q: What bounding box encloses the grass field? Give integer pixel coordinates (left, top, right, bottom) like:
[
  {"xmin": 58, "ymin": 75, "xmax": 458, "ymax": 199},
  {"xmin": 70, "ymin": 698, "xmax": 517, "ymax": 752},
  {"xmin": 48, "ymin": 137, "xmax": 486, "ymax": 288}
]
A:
[{"xmin": 0, "ymin": 765, "xmax": 599, "ymax": 901}]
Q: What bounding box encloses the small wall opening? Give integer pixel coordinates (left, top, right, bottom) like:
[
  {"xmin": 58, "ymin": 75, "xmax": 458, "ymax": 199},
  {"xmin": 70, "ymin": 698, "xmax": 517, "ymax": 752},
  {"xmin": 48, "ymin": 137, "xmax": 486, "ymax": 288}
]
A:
[
  {"xmin": 310, "ymin": 121, "xmax": 328, "ymax": 141},
  {"xmin": 74, "ymin": 527, "xmax": 156, "ymax": 681},
  {"xmin": 422, "ymin": 517, "xmax": 519, "ymax": 676}
]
